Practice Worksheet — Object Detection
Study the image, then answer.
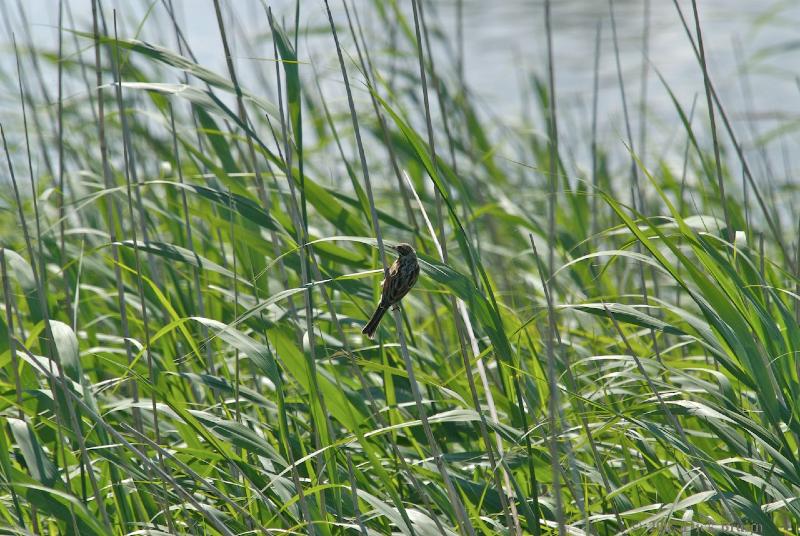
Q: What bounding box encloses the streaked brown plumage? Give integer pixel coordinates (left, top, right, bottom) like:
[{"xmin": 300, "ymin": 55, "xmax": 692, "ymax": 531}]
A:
[{"xmin": 362, "ymin": 243, "xmax": 419, "ymax": 339}]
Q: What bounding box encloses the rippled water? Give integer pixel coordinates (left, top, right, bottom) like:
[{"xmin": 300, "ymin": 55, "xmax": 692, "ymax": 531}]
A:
[
  {"xmin": 4, "ymin": 1, "xmax": 800, "ymax": 158},
  {"xmin": 437, "ymin": 0, "xmax": 800, "ymax": 171}
]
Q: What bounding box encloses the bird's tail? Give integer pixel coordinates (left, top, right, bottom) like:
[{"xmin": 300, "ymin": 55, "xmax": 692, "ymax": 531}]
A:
[{"xmin": 362, "ymin": 303, "xmax": 389, "ymax": 339}]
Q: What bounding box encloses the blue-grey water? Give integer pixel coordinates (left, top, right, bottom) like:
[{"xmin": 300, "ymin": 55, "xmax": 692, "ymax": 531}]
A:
[{"xmin": 2, "ymin": 1, "xmax": 799, "ymax": 173}]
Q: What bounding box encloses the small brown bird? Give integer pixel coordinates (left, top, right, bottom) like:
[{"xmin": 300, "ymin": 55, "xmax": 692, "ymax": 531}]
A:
[{"xmin": 362, "ymin": 243, "xmax": 420, "ymax": 339}]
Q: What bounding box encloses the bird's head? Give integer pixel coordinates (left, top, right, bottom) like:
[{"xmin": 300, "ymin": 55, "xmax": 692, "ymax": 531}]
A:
[{"xmin": 391, "ymin": 243, "xmax": 416, "ymax": 257}]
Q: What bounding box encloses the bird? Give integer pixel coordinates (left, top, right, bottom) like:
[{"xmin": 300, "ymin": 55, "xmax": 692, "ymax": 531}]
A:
[{"xmin": 362, "ymin": 243, "xmax": 420, "ymax": 339}]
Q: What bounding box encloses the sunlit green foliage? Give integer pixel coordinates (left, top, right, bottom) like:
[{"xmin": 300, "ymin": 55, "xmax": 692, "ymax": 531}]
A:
[{"xmin": 0, "ymin": 1, "xmax": 798, "ymax": 535}]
